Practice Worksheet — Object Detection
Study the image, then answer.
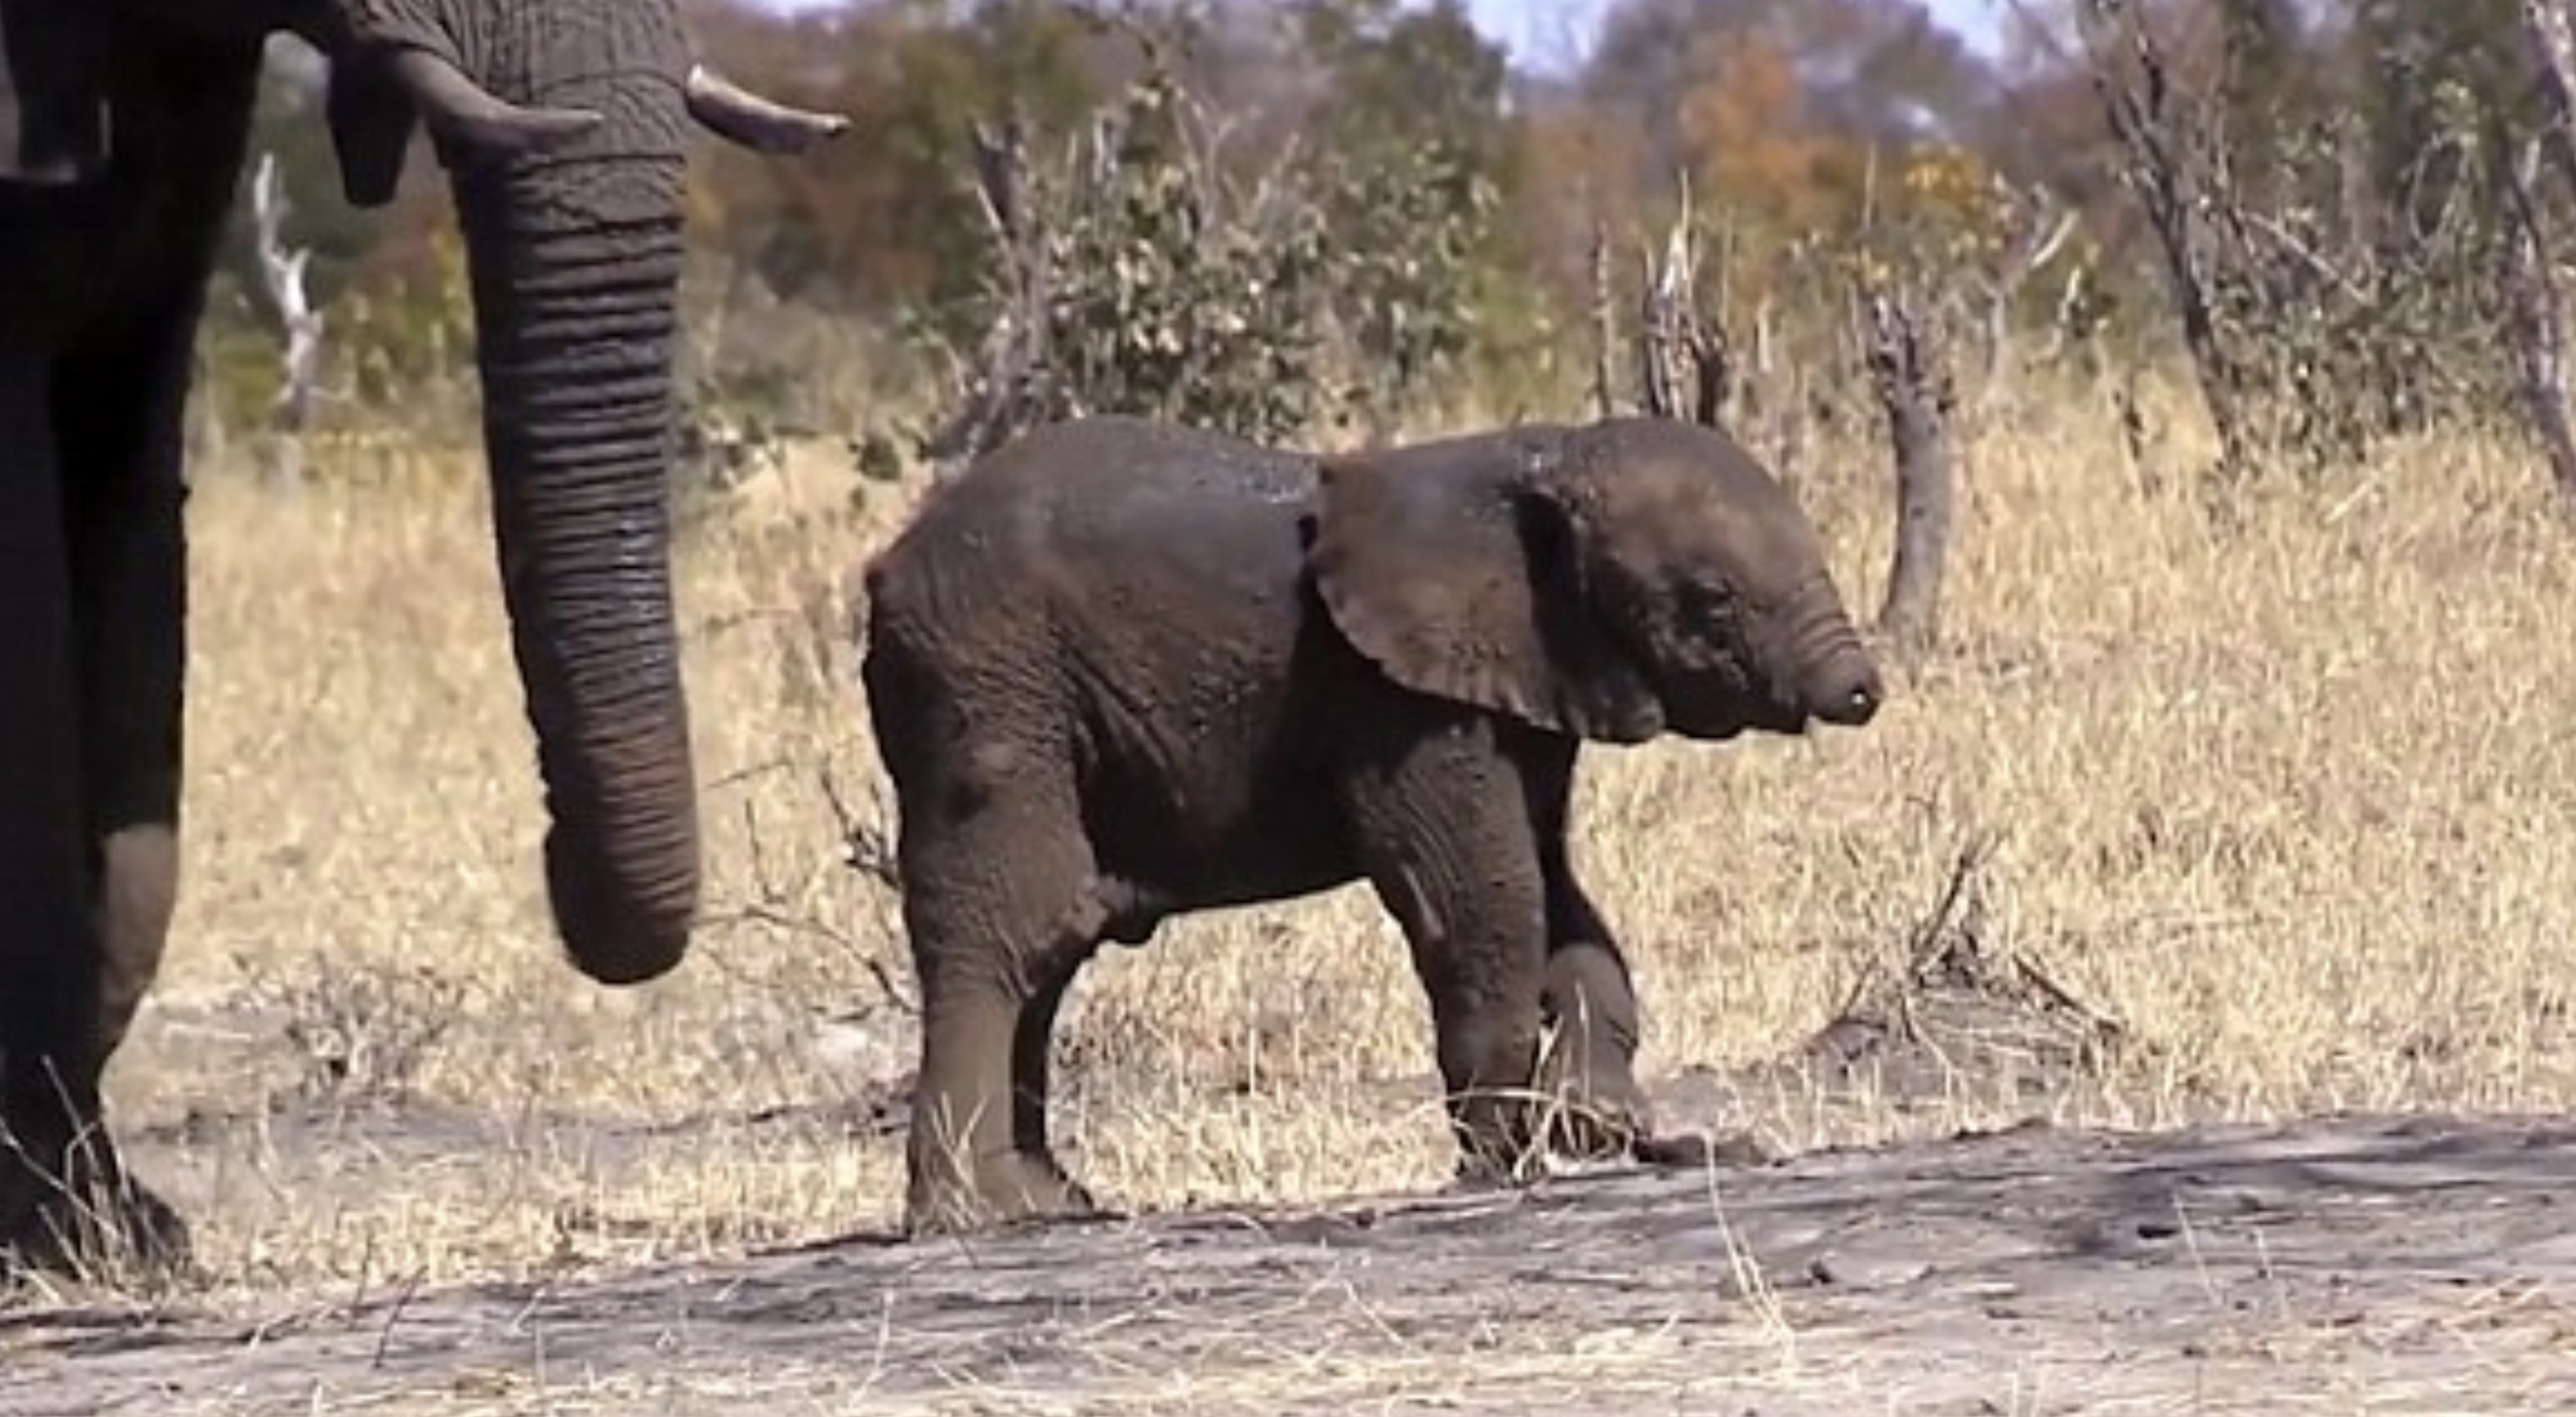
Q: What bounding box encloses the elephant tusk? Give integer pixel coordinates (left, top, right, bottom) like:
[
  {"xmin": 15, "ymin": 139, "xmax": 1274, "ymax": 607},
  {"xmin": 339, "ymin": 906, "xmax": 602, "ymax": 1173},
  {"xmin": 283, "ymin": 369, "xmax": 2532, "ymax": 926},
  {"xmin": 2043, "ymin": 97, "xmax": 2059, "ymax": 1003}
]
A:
[
  {"xmin": 682, "ymin": 63, "xmax": 851, "ymax": 155},
  {"xmin": 385, "ymin": 46, "xmax": 603, "ymax": 155}
]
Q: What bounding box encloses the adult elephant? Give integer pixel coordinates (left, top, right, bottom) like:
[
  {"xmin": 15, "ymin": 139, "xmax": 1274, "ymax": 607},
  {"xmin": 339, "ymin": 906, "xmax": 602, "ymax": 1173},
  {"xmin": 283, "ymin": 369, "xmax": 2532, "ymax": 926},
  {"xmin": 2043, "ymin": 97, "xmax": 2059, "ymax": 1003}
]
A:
[
  {"xmin": 859, "ymin": 413, "xmax": 1885, "ymax": 1236},
  {"xmin": 0, "ymin": 0, "xmax": 845, "ymax": 1274}
]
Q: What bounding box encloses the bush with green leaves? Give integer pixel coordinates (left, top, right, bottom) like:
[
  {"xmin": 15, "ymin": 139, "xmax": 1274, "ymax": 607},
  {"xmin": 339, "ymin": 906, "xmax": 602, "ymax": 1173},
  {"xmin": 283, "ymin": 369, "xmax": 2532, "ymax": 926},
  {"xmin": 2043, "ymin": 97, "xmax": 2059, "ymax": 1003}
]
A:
[{"xmin": 909, "ymin": 8, "xmax": 1506, "ymax": 468}]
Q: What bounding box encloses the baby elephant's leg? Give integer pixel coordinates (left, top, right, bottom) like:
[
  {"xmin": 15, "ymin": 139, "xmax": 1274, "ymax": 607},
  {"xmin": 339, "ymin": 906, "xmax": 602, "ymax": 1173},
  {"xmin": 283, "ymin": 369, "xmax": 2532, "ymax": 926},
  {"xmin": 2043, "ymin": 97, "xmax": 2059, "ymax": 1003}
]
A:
[
  {"xmin": 1525, "ymin": 771, "xmax": 1653, "ymax": 1164},
  {"xmin": 1008, "ymin": 919, "xmax": 1101, "ymax": 1170},
  {"xmin": 1536, "ymin": 862, "xmax": 1751, "ymax": 1172},
  {"xmin": 1535, "ymin": 935, "xmax": 1652, "ymax": 1163},
  {"xmin": 1346, "ymin": 730, "xmax": 1553, "ymax": 1185},
  {"xmin": 894, "ymin": 760, "xmax": 1111, "ymax": 1237}
]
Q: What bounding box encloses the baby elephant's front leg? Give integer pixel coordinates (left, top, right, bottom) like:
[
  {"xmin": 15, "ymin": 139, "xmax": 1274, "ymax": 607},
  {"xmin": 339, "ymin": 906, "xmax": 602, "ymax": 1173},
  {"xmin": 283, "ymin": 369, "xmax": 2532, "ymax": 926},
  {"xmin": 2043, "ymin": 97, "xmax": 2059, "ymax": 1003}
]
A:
[
  {"xmin": 1394, "ymin": 861, "xmax": 1553, "ymax": 1183},
  {"xmin": 1346, "ymin": 733, "xmax": 1557, "ymax": 1184}
]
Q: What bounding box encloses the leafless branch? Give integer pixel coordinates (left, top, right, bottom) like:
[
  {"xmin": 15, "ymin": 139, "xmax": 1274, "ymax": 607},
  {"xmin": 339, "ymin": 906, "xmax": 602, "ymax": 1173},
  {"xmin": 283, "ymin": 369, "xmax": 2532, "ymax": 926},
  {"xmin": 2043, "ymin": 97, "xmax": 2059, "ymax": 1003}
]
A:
[
  {"xmin": 249, "ymin": 152, "xmax": 325, "ymax": 488},
  {"xmin": 2072, "ymin": 0, "xmax": 2253, "ymax": 483},
  {"xmin": 1636, "ymin": 175, "xmax": 1731, "ymax": 428},
  {"xmin": 1973, "ymin": 182, "xmax": 2079, "ymax": 412},
  {"xmin": 1588, "ymin": 217, "xmax": 1617, "ymax": 419},
  {"xmin": 814, "ymin": 761, "xmax": 901, "ymax": 893}
]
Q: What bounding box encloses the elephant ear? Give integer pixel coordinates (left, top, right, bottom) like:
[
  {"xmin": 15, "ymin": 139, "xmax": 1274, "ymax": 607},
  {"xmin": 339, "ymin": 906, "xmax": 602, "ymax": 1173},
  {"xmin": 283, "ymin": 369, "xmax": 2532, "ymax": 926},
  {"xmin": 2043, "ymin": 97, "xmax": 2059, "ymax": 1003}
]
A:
[
  {"xmin": 324, "ymin": 57, "xmax": 421, "ymax": 209},
  {"xmin": 1309, "ymin": 437, "xmax": 1666, "ymax": 744},
  {"xmin": 0, "ymin": 0, "xmax": 109, "ymax": 187}
]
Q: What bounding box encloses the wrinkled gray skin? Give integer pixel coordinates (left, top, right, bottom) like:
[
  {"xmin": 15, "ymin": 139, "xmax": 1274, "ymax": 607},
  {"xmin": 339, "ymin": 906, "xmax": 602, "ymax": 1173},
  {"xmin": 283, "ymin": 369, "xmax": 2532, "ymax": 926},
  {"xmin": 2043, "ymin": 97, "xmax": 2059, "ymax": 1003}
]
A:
[
  {"xmin": 0, "ymin": 0, "xmax": 845, "ymax": 1277},
  {"xmin": 860, "ymin": 413, "xmax": 1884, "ymax": 1236}
]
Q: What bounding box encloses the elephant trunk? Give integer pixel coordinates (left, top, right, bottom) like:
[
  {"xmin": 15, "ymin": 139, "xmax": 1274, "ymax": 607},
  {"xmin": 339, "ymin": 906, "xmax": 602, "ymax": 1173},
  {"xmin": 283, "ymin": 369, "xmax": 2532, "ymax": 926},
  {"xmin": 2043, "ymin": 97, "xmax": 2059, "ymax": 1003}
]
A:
[
  {"xmin": 1783, "ymin": 586, "xmax": 1883, "ymax": 728},
  {"xmin": 450, "ymin": 149, "xmax": 699, "ymax": 984}
]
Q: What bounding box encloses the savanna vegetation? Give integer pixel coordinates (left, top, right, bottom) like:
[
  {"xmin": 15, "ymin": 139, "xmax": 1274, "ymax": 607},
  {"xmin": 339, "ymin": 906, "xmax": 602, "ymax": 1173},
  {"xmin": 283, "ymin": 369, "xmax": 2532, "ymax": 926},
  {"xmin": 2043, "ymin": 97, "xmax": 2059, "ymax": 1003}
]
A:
[{"xmin": 50, "ymin": 0, "xmax": 2576, "ymax": 1360}]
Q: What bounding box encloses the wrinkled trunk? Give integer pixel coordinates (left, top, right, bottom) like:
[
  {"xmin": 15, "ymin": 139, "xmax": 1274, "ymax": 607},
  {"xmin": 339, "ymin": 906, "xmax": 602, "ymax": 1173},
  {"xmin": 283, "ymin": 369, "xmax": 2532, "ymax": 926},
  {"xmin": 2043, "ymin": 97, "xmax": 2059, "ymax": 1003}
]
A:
[
  {"xmin": 450, "ymin": 148, "xmax": 698, "ymax": 983},
  {"xmin": 1784, "ymin": 584, "xmax": 1881, "ymax": 727}
]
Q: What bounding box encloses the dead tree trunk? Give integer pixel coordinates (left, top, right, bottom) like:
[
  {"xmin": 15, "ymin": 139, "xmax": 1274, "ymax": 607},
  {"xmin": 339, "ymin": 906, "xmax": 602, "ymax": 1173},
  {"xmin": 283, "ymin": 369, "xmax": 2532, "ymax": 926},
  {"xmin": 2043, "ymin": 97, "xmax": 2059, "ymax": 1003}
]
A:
[
  {"xmin": 2500, "ymin": 136, "xmax": 2576, "ymax": 505},
  {"xmin": 249, "ymin": 152, "xmax": 323, "ymax": 490},
  {"xmin": 2524, "ymin": 0, "xmax": 2576, "ymax": 198},
  {"xmin": 1862, "ymin": 290, "xmax": 1958, "ymax": 655},
  {"xmin": 2511, "ymin": 0, "xmax": 2576, "ymax": 505},
  {"xmin": 1636, "ymin": 195, "xmax": 1731, "ymax": 428}
]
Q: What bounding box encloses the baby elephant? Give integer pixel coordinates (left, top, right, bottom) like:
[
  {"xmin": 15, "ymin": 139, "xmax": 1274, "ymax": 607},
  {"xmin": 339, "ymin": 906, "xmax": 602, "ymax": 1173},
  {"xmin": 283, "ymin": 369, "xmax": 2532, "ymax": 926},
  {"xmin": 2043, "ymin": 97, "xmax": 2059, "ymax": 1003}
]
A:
[{"xmin": 858, "ymin": 413, "xmax": 1883, "ymax": 1235}]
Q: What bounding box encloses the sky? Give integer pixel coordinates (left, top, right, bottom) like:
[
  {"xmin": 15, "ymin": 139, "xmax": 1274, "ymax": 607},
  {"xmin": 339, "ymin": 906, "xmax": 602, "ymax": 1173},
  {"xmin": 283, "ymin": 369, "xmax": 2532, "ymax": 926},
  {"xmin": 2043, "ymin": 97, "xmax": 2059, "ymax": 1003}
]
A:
[{"xmin": 748, "ymin": 0, "xmax": 2013, "ymax": 72}]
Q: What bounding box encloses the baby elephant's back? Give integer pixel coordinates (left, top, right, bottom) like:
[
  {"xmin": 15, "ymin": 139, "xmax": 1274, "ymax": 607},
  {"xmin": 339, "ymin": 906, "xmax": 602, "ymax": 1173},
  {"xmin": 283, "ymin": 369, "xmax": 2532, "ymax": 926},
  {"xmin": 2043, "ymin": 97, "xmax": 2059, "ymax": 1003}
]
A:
[
  {"xmin": 867, "ymin": 415, "xmax": 1321, "ymax": 664},
  {"xmin": 1030, "ymin": 416, "xmax": 1317, "ymax": 590},
  {"xmin": 994, "ymin": 415, "xmax": 1318, "ymax": 617}
]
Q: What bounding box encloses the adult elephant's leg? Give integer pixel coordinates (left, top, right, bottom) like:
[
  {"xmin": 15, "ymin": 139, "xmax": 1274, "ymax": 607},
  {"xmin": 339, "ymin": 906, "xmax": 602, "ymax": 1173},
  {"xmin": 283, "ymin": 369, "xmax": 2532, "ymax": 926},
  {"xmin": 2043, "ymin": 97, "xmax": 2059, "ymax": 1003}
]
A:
[
  {"xmin": 14, "ymin": 39, "xmax": 258, "ymax": 1275},
  {"xmin": 14, "ymin": 304, "xmax": 208, "ymax": 1279},
  {"xmin": 57, "ymin": 305, "xmax": 201, "ymax": 1069},
  {"xmin": 57, "ymin": 43, "xmax": 254, "ymax": 1082},
  {"xmin": 0, "ymin": 351, "xmax": 123, "ymax": 1275},
  {"xmin": 1345, "ymin": 715, "xmax": 1552, "ymax": 1185}
]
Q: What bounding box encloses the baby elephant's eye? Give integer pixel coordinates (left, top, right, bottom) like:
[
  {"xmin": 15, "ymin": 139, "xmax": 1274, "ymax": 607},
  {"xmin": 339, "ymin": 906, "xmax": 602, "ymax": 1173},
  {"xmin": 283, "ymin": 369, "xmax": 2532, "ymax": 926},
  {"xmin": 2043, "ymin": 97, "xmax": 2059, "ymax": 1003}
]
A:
[{"xmin": 1673, "ymin": 578, "xmax": 1739, "ymax": 629}]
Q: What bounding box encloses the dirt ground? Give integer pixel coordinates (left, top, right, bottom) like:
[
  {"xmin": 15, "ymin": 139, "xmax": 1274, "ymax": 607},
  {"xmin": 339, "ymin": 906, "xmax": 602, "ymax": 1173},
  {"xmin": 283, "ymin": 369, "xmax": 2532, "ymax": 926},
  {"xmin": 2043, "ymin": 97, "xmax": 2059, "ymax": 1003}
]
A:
[
  {"xmin": 12, "ymin": 891, "xmax": 2575, "ymax": 1414},
  {"xmin": 8, "ymin": 1091, "xmax": 2573, "ymax": 1414}
]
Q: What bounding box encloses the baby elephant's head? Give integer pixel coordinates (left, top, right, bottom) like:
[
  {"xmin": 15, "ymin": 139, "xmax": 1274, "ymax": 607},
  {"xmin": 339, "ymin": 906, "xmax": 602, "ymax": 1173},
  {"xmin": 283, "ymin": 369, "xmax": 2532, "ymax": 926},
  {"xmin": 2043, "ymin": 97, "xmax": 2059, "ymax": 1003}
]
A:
[
  {"xmin": 1554, "ymin": 417, "xmax": 1883, "ymax": 740},
  {"xmin": 1307, "ymin": 415, "xmax": 1883, "ymax": 746}
]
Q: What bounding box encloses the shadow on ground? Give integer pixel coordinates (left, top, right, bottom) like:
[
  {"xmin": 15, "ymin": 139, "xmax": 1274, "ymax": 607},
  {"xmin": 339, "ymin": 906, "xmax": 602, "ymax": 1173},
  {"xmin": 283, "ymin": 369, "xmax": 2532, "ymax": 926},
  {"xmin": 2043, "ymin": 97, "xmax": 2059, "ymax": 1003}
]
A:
[{"xmin": 8, "ymin": 1109, "xmax": 2576, "ymax": 1415}]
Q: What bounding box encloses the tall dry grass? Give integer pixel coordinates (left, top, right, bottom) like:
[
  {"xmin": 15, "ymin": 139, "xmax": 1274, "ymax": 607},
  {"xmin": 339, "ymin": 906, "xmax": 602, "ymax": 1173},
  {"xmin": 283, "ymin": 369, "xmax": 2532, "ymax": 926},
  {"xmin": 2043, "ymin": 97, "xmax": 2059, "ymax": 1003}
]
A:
[{"xmin": 86, "ymin": 370, "xmax": 2576, "ymax": 1301}]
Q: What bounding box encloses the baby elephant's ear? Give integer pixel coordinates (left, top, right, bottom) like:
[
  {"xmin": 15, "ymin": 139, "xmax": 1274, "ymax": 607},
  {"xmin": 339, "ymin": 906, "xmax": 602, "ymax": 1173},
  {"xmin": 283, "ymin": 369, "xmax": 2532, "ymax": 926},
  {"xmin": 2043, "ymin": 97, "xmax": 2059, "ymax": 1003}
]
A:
[
  {"xmin": 0, "ymin": 0, "xmax": 109, "ymax": 187},
  {"xmin": 1308, "ymin": 436, "xmax": 1664, "ymax": 743}
]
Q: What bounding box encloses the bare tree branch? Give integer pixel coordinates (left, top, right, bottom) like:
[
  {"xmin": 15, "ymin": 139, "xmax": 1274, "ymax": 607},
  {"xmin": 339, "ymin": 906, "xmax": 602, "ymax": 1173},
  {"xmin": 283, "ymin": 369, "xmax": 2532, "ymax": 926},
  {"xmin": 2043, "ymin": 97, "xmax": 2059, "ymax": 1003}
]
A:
[
  {"xmin": 2072, "ymin": 0, "xmax": 2253, "ymax": 484},
  {"xmin": 1588, "ymin": 217, "xmax": 1617, "ymax": 420},
  {"xmin": 1636, "ymin": 175, "xmax": 1731, "ymax": 428},
  {"xmin": 249, "ymin": 151, "xmax": 325, "ymax": 489},
  {"xmin": 1973, "ymin": 180, "xmax": 2079, "ymax": 413}
]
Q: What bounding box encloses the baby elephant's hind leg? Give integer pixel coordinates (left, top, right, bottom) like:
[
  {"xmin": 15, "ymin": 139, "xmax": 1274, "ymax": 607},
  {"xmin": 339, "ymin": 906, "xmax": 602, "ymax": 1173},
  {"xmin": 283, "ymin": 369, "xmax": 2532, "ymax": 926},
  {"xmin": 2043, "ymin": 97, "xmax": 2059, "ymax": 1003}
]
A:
[
  {"xmin": 1535, "ymin": 941, "xmax": 1651, "ymax": 1163},
  {"xmin": 894, "ymin": 772, "xmax": 1111, "ymax": 1238},
  {"xmin": 1535, "ymin": 869, "xmax": 1746, "ymax": 1172},
  {"xmin": 1009, "ymin": 915, "xmax": 1101, "ymax": 1173}
]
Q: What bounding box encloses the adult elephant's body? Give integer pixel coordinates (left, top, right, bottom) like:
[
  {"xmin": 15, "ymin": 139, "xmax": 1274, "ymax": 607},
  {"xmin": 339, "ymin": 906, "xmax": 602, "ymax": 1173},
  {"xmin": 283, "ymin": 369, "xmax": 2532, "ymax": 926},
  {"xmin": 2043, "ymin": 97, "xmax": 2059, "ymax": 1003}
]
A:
[
  {"xmin": 0, "ymin": 1, "xmax": 842, "ymax": 1273},
  {"xmin": 861, "ymin": 414, "xmax": 1884, "ymax": 1236}
]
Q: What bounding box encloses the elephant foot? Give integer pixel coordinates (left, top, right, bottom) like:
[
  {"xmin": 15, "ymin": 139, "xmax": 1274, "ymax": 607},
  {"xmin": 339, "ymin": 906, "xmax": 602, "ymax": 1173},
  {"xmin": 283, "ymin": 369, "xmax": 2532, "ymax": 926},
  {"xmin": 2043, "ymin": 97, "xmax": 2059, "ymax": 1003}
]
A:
[
  {"xmin": 1630, "ymin": 1127, "xmax": 1780, "ymax": 1171},
  {"xmin": 1535, "ymin": 1047, "xmax": 1653, "ymax": 1169},
  {"xmin": 1532, "ymin": 1072, "xmax": 1780, "ymax": 1175},
  {"xmin": 904, "ymin": 1149, "xmax": 1110, "ymax": 1239},
  {"xmin": 0, "ymin": 1159, "xmax": 193, "ymax": 1288},
  {"xmin": 1537, "ymin": 1076, "xmax": 1652, "ymax": 1166},
  {"xmin": 1446, "ymin": 1092, "xmax": 1558, "ymax": 1190}
]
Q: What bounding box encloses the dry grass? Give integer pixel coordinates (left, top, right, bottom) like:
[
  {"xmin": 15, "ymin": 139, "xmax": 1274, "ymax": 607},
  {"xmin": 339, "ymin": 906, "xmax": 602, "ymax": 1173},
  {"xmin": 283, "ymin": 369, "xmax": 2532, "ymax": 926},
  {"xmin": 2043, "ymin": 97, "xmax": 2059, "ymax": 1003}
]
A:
[{"xmin": 82, "ymin": 368, "xmax": 2576, "ymax": 1321}]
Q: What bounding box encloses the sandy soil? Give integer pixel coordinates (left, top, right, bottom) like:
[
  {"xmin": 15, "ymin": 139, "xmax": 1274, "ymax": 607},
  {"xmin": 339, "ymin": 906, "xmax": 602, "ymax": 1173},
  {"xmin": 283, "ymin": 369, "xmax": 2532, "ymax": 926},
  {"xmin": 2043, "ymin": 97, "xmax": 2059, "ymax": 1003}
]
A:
[{"xmin": 8, "ymin": 1103, "xmax": 2573, "ymax": 1416}]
